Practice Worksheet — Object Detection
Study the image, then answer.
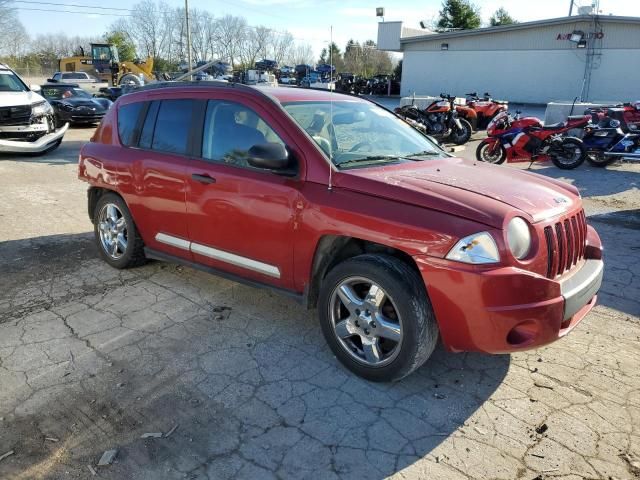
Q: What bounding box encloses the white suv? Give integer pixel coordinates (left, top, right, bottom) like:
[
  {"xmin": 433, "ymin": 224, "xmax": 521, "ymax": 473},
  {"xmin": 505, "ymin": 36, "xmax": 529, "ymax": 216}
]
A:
[{"xmin": 0, "ymin": 64, "xmax": 68, "ymax": 154}]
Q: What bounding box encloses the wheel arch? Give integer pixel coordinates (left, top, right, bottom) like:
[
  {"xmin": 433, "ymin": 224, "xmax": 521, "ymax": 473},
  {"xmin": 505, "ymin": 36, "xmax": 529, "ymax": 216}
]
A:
[
  {"xmin": 305, "ymin": 235, "xmax": 422, "ymax": 309},
  {"xmin": 87, "ymin": 186, "xmax": 123, "ymax": 223}
]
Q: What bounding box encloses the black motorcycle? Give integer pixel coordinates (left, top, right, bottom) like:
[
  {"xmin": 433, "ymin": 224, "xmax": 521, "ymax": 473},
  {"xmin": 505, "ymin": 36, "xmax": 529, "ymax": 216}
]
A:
[{"xmin": 394, "ymin": 94, "xmax": 472, "ymax": 145}]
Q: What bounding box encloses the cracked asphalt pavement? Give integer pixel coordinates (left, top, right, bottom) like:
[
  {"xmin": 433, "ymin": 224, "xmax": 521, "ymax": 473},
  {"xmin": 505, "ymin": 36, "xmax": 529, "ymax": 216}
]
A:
[{"xmin": 0, "ymin": 127, "xmax": 639, "ymax": 480}]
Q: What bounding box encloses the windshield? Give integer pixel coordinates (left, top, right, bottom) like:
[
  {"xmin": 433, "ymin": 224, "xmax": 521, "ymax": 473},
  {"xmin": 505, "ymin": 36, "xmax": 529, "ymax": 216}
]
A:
[
  {"xmin": 41, "ymin": 86, "xmax": 91, "ymax": 100},
  {"xmin": 283, "ymin": 100, "xmax": 445, "ymax": 168},
  {"xmin": 0, "ymin": 70, "xmax": 29, "ymax": 93}
]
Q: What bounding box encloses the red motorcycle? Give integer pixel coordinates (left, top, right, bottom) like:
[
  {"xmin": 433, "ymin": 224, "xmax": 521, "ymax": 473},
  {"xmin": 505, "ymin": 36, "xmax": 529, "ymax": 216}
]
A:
[
  {"xmin": 585, "ymin": 101, "xmax": 640, "ymax": 133},
  {"xmin": 476, "ymin": 111, "xmax": 591, "ymax": 169},
  {"xmin": 465, "ymin": 92, "xmax": 509, "ymax": 129}
]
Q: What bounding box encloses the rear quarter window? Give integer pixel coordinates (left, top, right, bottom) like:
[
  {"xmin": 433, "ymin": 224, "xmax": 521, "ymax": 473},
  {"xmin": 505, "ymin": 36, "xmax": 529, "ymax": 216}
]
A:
[{"xmin": 117, "ymin": 102, "xmax": 144, "ymax": 147}]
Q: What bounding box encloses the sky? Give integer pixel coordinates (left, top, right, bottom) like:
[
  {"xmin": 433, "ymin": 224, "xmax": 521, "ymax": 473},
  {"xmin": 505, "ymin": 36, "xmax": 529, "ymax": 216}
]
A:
[{"xmin": 14, "ymin": 0, "xmax": 640, "ymax": 56}]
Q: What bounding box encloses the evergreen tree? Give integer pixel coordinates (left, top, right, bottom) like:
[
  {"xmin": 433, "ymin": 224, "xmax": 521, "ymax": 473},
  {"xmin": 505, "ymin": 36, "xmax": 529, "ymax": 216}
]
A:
[
  {"xmin": 490, "ymin": 7, "xmax": 517, "ymax": 26},
  {"xmin": 436, "ymin": 0, "xmax": 481, "ymax": 31}
]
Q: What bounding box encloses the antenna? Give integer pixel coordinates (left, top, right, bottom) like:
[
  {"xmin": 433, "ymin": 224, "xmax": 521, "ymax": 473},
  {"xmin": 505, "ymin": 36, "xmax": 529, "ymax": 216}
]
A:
[{"xmin": 328, "ymin": 25, "xmax": 334, "ymax": 192}]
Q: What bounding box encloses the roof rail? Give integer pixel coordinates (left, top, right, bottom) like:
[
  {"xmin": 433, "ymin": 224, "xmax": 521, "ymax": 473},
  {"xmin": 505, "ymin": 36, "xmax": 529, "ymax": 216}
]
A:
[{"xmin": 129, "ymin": 80, "xmax": 250, "ymax": 93}]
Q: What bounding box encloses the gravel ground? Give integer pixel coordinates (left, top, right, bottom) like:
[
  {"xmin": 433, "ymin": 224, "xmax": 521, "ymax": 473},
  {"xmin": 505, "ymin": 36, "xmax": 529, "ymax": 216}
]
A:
[{"xmin": 0, "ymin": 126, "xmax": 639, "ymax": 480}]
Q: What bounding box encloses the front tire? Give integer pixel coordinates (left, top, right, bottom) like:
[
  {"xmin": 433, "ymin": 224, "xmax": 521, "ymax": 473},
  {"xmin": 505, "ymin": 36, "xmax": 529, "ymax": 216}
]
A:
[
  {"xmin": 93, "ymin": 192, "xmax": 146, "ymax": 269},
  {"xmin": 448, "ymin": 118, "xmax": 472, "ymax": 145},
  {"xmin": 551, "ymin": 137, "xmax": 586, "ymax": 170},
  {"xmin": 586, "ymin": 152, "xmax": 617, "ymax": 167},
  {"xmin": 318, "ymin": 254, "xmax": 439, "ymax": 382},
  {"xmin": 476, "ymin": 139, "xmax": 506, "ymax": 164}
]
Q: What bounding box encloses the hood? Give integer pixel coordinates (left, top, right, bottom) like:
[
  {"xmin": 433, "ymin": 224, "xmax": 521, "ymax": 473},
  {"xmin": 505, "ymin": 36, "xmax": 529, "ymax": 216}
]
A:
[
  {"xmin": 0, "ymin": 91, "xmax": 46, "ymax": 108},
  {"xmin": 335, "ymin": 158, "xmax": 580, "ymax": 228}
]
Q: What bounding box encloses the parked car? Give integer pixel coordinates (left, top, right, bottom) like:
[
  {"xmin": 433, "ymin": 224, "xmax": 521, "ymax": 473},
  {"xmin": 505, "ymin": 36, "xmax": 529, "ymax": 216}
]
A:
[
  {"xmin": 78, "ymin": 83, "xmax": 603, "ymax": 381},
  {"xmin": 0, "ymin": 63, "xmax": 67, "ymax": 154},
  {"xmin": 40, "ymin": 83, "xmax": 112, "ymax": 127},
  {"xmin": 48, "ymin": 71, "xmax": 109, "ymax": 94}
]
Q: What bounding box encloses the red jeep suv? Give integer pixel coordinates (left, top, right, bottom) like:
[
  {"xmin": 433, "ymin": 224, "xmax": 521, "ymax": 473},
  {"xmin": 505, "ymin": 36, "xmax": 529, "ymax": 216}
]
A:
[{"xmin": 78, "ymin": 83, "xmax": 603, "ymax": 381}]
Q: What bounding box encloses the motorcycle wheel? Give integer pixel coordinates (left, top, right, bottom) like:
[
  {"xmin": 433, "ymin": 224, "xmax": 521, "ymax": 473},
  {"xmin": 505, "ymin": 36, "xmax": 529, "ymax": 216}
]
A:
[
  {"xmin": 476, "ymin": 140, "xmax": 506, "ymax": 164},
  {"xmin": 586, "ymin": 152, "xmax": 617, "ymax": 168},
  {"xmin": 550, "ymin": 137, "xmax": 586, "ymax": 170},
  {"xmin": 448, "ymin": 118, "xmax": 473, "ymax": 145}
]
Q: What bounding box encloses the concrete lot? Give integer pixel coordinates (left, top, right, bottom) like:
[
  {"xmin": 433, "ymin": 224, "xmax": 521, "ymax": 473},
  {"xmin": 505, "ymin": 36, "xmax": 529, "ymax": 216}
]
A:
[{"xmin": 0, "ymin": 126, "xmax": 639, "ymax": 480}]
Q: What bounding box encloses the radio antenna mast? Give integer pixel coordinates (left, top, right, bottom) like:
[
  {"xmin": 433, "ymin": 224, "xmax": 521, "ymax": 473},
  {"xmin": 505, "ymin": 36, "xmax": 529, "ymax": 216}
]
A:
[{"xmin": 328, "ymin": 25, "xmax": 334, "ymax": 192}]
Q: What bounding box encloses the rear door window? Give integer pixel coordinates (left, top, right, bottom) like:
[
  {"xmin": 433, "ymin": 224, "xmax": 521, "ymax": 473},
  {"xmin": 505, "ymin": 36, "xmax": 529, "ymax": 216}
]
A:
[
  {"xmin": 151, "ymin": 99, "xmax": 194, "ymax": 155},
  {"xmin": 117, "ymin": 102, "xmax": 144, "ymax": 147}
]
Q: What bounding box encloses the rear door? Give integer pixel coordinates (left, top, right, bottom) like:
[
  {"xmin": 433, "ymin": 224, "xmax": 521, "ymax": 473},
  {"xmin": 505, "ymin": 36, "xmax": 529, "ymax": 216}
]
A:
[
  {"xmin": 184, "ymin": 94, "xmax": 303, "ymax": 290},
  {"xmin": 117, "ymin": 98, "xmax": 195, "ymax": 261}
]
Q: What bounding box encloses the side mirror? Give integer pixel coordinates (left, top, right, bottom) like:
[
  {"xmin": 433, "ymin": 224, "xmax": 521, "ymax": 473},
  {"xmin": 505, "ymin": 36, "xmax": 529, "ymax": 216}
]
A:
[
  {"xmin": 30, "ymin": 84, "xmax": 41, "ymax": 92},
  {"xmin": 46, "ymin": 78, "xmax": 56, "ymax": 83},
  {"xmin": 248, "ymin": 143, "xmax": 296, "ymax": 176}
]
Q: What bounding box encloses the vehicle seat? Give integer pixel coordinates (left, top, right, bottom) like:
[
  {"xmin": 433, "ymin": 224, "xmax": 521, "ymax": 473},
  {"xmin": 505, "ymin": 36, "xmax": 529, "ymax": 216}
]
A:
[
  {"xmin": 542, "ymin": 121, "xmax": 567, "ymax": 130},
  {"xmin": 305, "ymin": 110, "xmax": 338, "ymax": 155},
  {"xmin": 209, "ymin": 104, "xmax": 266, "ymax": 163}
]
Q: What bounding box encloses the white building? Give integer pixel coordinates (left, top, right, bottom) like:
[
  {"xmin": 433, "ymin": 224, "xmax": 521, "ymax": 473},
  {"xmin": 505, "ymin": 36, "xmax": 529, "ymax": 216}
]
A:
[{"xmin": 378, "ymin": 14, "xmax": 640, "ymax": 104}]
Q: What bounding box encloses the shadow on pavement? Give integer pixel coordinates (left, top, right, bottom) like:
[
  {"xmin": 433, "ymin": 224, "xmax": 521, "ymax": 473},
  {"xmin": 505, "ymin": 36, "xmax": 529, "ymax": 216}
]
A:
[
  {"xmin": 588, "ymin": 209, "xmax": 640, "ymax": 317},
  {"xmin": 0, "ymin": 232, "xmax": 510, "ymax": 479}
]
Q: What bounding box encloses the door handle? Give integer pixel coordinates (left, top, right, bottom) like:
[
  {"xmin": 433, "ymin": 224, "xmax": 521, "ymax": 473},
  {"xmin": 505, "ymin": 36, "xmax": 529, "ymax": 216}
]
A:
[{"xmin": 191, "ymin": 173, "xmax": 216, "ymax": 184}]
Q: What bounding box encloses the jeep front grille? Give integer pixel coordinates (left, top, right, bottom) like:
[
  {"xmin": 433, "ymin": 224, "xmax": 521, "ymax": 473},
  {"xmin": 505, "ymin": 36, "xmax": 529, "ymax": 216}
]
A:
[{"xmin": 543, "ymin": 210, "xmax": 587, "ymax": 278}]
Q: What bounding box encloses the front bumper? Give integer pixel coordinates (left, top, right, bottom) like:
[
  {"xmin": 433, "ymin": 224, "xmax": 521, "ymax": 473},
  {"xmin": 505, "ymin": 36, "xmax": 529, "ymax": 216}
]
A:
[
  {"xmin": 58, "ymin": 111, "xmax": 105, "ymax": 124},
  {"xmin": 0, "ymin": 123, "xmax": 69, "ymax": 153},
  {"xmin": 414, "ymin": 225, "xmax": 603, "ymax": 353}
]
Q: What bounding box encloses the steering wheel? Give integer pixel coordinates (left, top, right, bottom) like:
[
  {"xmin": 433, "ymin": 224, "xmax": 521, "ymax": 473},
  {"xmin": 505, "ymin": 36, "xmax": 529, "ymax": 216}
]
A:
[{"xmin": 349, "ymin": 142, "xmax": 373, "ymax": 153}]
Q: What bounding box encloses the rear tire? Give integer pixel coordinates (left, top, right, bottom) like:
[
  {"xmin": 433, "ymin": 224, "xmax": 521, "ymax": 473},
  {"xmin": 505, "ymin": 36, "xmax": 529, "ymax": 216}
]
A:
[
  {"xmin": 318, "ymin": 254, "xmax": 439, "ymax": 382},
  {"xmin": 476, "ymin": 139, "xmax": 506, "ymax": 164},
  {"xmin": 448, "ymin": 118, "xmax": 472, "ymax": 145},
  {"xmin": 93, "ymin": 192, "xmax": 146, "ymax": 269},
  {"xmin": 551, "ymin": 137, "xmax": 586, "ymax": 170}
]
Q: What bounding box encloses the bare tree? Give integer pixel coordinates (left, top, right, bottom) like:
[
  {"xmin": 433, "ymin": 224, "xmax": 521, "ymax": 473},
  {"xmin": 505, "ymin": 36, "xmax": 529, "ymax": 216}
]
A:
[
  {"xmin": 239, "ymin": 26, "xmax": 273, "ymax": 68},
  {"xmin": 0, "ymin": 0, "xmax": 29, "ymax": 56},
  {"xmin": 214, "ymin": 15, "xmax": 248, "ymax": 68},
  {"xmin": 289, "ymin": 43, "xmax": 314, "ymax": 66}
]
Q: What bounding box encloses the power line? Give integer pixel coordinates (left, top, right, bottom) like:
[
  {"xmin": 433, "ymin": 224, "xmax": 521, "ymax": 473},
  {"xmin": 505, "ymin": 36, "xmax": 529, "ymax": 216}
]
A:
[
  {"xmin": 13, "ymin": 0, "xmax": 132, "ymax": 11},
  {"xmin": 13, "ymin": 6, "xmax": 131, "ymax": 15}
]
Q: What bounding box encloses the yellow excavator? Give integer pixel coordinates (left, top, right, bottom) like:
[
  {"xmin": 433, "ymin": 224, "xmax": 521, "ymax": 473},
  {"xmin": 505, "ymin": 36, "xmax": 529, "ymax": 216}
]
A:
[{"xmin": 58, "ymin": 43, "xmax": 156, "ymax": 86}]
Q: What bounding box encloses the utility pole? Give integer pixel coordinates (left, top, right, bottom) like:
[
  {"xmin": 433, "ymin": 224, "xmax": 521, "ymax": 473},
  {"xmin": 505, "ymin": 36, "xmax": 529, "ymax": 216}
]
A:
[
  {"xmin": 185, "ymin": 0, "xmax": 192, "ymax": 80},
  {"xmin": 568, "ymin": 0, "xmax": 574, "ymax": 16}
]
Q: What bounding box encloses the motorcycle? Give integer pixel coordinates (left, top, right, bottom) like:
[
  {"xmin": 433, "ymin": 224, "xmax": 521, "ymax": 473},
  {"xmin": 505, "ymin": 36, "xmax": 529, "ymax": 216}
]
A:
[
  {"xmin": 465, "ymin": 92, "xmax": 509, "ymax": 129},
  {"xmin": 394, "ymin": 94, "xmax": 473, "ymax": 145},
  {"xmin": 476, "ymin": 110, "xmax": 590, "ymax": 170},
  {"xmin": 582, "ymin": 118, "xmax": 640, "ymax": 167},
  {"xmin": 585, "ymin": 102, "xmax": 640, "ymax": 133}
]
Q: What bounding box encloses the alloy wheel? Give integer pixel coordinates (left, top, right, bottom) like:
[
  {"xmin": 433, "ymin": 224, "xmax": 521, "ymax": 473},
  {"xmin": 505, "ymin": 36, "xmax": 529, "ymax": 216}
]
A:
[
  {"xmin": 329, "ymin": 277, "xmax": 403, "ymax": 367},
  {"xmin": 97, "ymin": 203, "xmax": 128, "ymax": 260}
]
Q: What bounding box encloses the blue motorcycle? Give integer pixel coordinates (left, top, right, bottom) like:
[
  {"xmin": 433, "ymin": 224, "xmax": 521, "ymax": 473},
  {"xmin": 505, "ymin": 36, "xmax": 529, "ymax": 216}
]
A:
[{"xmin": 582, "ymin": 118, "xmax": 640, "ymax": 167}]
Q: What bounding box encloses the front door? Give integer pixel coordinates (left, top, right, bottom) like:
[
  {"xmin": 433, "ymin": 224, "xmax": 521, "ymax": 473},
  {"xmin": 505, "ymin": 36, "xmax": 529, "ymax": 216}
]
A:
[{"xmin": 185, "ymin": 97, "xmax": 301, "ymax": 290}]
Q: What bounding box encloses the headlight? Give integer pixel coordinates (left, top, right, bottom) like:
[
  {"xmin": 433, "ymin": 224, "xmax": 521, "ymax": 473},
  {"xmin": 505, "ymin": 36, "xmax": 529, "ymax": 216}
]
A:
[
  {"xmin": 446, "ymin": 232, "xmax": 500, "ymax": 264},
  {"xmin": 507, "ymin": 217, "xmax": 531, "ymax": 260},
  {"xmin": 31, "ymin": 101, "xmax": 53, "ymax": 116}
]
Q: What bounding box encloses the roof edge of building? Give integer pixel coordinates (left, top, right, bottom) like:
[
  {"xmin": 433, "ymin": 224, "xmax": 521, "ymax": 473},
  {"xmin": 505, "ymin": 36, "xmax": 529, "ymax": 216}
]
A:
[{"xmin": 400, "ymin": 15, "xmax": 640, "ymax": 44}]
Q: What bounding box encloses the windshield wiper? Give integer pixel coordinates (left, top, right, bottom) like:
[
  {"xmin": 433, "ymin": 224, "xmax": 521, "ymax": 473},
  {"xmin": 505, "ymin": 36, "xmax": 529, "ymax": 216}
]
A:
[
  {"xmin": 403, "ymin": 150, "xmax": 441, "ymax": 159},
  {"xmin": 335, "ymin": 155, "xmax": 400, "ymax": 167}
]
